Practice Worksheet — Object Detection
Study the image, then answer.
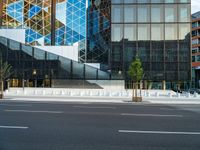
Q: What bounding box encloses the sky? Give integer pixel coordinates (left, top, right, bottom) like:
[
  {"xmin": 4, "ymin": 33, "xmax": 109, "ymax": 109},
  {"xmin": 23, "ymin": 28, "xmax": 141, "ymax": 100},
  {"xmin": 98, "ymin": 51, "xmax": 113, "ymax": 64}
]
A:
[{"xmin": 192, "ymin": 0, "xmax": 200, "ymax": 14}]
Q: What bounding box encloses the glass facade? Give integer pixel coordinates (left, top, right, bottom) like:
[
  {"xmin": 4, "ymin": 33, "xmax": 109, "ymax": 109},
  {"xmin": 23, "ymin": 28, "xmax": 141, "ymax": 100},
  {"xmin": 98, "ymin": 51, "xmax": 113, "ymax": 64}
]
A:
[
  {"xmin": 1, "ymin": 0, "xmax": 86, "ymax": 46},
  {"xmin": 87, "ymin": 0, "xmax": 111, "ymax": 70},
  {"xmin": 109, "ymin": 0, "xmax": 191, "ymax": 82},
  {"xmin": 0, "ymin": 36, "xmax": 110, "ymax": 87}
]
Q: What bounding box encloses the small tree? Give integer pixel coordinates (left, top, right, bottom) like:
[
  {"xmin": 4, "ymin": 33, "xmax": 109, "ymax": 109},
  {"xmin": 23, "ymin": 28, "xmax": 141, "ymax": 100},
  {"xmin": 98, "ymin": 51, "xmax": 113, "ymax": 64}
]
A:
[
  {"xmin": 128, "ymin": 55, "xmax": 143, "ymax": 102},
  {"xmin": 0, "ymin": 53, "xmax": 12, "ymax": 99}
]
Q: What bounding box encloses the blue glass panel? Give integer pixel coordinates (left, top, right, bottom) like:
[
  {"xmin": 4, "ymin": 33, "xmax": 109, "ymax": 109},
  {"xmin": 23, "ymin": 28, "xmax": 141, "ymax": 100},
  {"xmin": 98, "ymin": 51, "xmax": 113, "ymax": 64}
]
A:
[
  {"xmin": 25, "ymin": 29, "xmax": 43, "ymax": 43},
  {"xmin": 28, "ymin": 5, "xmax": 41, "ymax": 18},
  {"xmin": 6, "ymin": 0, "xmax": 23, "ymax": 23}
]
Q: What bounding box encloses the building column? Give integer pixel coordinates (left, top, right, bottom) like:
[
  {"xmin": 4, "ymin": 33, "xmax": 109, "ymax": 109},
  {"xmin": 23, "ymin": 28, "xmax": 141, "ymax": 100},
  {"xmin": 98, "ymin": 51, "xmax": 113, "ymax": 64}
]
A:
[{"xmin": 51, "ymin": 0, "xmax": 56, "ymax": 45}]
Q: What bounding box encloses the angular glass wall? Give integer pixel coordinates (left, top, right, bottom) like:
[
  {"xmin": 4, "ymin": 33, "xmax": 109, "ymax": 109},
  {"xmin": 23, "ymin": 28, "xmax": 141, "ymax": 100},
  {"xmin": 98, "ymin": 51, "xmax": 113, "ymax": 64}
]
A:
[
  {"xmin": 87, "ymin": 0, "xmax": 111, "ymax": 70},
  {"xmin": 0, "ymin": 36, "xmax": 111, "ymax": 85},
  {"xmin": 1, "ymin": 0, "xmax": 87, "ymax": 46},
  {"xmin": 1, "ymin": 0, "xmax": 24, "ymax": 27},
  {"xmin": 66, "ymin": 0, "xmax": 86, "ymax": 45}
]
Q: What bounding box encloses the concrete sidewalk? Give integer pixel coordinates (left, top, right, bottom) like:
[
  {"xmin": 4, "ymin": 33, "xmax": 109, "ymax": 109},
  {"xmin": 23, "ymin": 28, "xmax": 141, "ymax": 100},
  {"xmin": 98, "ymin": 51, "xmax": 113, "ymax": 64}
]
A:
[{"xmin": 2, "ymin": 95, "xmax": 200, "ymax": 104}]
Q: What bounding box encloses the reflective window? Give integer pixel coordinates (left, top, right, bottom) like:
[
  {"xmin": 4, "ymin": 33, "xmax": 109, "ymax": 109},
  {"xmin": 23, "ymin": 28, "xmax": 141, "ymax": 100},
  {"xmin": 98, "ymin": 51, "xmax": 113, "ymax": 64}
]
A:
[
  {"xmin": 137, "ymin": 5, "xmax": 150, "ymax": 22},
  {"xmin": 179, "ymin": 24, "xmax": 190, "ymax": 40},
  {"xmin": 124, "ymin": 24, "xmax": 136, "ymax": 41},
  {"xmin": 112, "ymin": 5, "xmax": 123, "ymax": 23},
  {"xmin": 34, "ymin": 48, "xmax": 45, "ymax": 60},
  {"xmin": 179, "ymin": 0, "xmax": 190, "ymax": 3},
  {"xmin": 165, "ymin": 24, "xmax": 178, "ymax": 40},
  {"xmin": 112, "ymin": 0, "xmax": 123, "ymax": 3},
  {"xmin": 151, "ymin": 24, "xmax": 164, "ymax": 40},
  {"xmin": 124, "ymin": 46, "xmax": 136, "ymax": 62},
  {"xmin": 151, "ymin": 0, "xmax": 163, "ymax": 3},
  {"xmin": 165, "ymin": 0, "xmax": 176, "ymax": 3},
  {"xmin": 124, "ymin": 5, "xmax": 136, "ymax": 22},
  {"xmin": 124, "ymin": 0, "xmax": 136, "ymax": 3},
  {"xmin": 112, "ymin": 24, "xmax": 123, "ymax": 41},
  {"xmin": 151, "ymin": 5, "xmax": 164, "ymax": 22},
  {"xmin": 138, "ymin": 0, "xmax": 150, "ymax": 3},
  {"xmin": 165, "ymin": 5, "xmax": 177, "ymax": 22},
  {"xmin": 138, "ymin": 24, "xmax": 150, "ymax": 41},
  {"xmin": 178, "ymin": 5, "xmax": 190, "ymax": 22}
]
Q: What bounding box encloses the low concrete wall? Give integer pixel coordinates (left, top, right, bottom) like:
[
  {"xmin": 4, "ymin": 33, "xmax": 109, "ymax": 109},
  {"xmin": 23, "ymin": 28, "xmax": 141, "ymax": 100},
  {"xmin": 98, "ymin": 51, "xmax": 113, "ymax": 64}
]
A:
[{"xmin": 4, "ymin": 88, "xmax": 200, "ymax": 99}]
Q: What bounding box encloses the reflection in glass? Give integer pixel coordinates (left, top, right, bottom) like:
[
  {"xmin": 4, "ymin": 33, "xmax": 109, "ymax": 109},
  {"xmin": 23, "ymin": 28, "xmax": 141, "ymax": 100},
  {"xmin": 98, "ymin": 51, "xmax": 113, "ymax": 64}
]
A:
[
  {"xmin": 165, "ymin": 5, "xmax": 177, "ymax": 22},
  {"xmin": 151, "ymin": 5, "xmax": 164, "ymax": 22},
  {"xmin": 151, "ymin": 24, "xmax": 164, "ymax": 41},
  {"xmin": 179, "ymin": 24, "xmax": 190, "ymax": 40},
  {"xmin": 124, "ymin": 24, "xmax": 136, "ymax": 41},
  {"xmin": 138, "ymin": 24, "xmax": 150, "ymax": 41},
  {"xmin": 112, "ymin": 5, "xmax": 123, "ymax": 23},
  {"xmin": 124, "ymin": 5, "xmax": 136, "ymax": 22},
  {"xmin": 165, "ymin": 24, "xmax": 177, "ymax": 40},
  {"xmin": 178, "ymin": 5, "xmax": 190, "ymax": 22},
  {"xmin": 137, "ymin": 5, "xmax": 150, "ymax": 22},
  {"xmin": 111, "ymin": 24, "xmax": 123, "ymax": 42}
]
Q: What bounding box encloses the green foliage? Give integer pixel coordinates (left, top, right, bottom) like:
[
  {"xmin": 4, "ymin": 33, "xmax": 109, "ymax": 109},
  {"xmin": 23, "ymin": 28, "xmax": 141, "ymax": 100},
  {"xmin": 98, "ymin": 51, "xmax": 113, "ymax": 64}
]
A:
[
  {"xmin": 0, "ymin": 54, "xmax": 12, "ymax": 81},
  {"xmin": 128, "ymin": 55, "xmax": 143, "ymax": 82}
]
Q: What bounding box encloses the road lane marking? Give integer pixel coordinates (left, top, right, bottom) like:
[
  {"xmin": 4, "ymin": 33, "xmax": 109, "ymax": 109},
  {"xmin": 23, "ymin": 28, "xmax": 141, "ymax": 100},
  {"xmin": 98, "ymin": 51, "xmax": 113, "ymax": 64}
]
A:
[
  {"xmin": 0, "ymin": 104, "xmax": 32, "ymax": 107},
  {"xmin": 0, "ymin": 126, "xmax": 28, "ymax": 129},
  {"xmin": 4, "ymin": 110, "xmax": 63, "ymax": 114},
  {"xmin": 118, "ymin": 130, "xmax": 200, "ymax": 135},
  {"xmin": 73, "ymin": 106, "xmax": 116, "ymax": 109},
  {"xmin": 121, "ymin": 113, "xmax": 182, "ymax": 117}
]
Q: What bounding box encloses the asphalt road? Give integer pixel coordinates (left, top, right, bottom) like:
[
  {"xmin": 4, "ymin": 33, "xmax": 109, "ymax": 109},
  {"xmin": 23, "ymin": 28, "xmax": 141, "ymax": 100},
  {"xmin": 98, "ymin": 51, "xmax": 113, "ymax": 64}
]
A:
[{"xmin": 0, "ymin": 100, "xmax": 200, "ymax": 150}]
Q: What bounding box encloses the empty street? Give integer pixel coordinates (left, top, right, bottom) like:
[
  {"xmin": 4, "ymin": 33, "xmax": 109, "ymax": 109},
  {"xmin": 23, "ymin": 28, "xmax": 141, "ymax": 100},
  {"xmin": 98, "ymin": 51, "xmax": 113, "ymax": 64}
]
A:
[{"xmin": 0, "ymin": 100, "xmax": 200, "ymax": 150}]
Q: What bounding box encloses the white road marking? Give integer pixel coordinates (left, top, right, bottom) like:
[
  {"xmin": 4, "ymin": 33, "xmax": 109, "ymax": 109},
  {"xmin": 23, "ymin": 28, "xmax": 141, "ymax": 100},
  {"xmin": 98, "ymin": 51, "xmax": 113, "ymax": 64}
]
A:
[
  {"xmin": 0, "ymin": 104, "xmax": 32, "ymax": 107},
  {"xmin": 4, "ymin": 110, "xmax": 63, "ymax": 114},
  {"xmin": 0, "ymin": 126, "xmax": 28, "ymax": 129},
  {"xmin": 73, "ymin": 106, "xmax": 116, "ymax": 109},
  {"xmin": 118, "ymin": 130, "xmax": 200, "ymax": 135},
  {"xmin": 121, "ymin": 113, "xmax": 182, "ymax": 117}
]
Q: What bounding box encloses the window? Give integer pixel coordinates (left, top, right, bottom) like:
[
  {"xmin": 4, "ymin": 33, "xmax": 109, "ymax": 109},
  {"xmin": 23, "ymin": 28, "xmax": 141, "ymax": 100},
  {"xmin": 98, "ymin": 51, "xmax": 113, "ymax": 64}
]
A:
[
  {"xmin": 192, "ymin": 39, "xmax": 198, "ymax": 45},
  {"xmin": 124, "ymin": 24, "xmax": 136, "ymax": 41},
  {"xmin": 179, "ymin": 24, "xmax": 190, "ymax": 40},
  {"xmin": 124, "ymin": 5, "xmax": 136, "ymax": 22},
  {"xmin": 151, "ymin": 5, "xmax": 164, "ymax": 22},
  {"xmin": 138, "ymin": 24, "xmax": 150, "ymax": 41},
  {"xmin": 165, "ymin": 5, "xmax": 177, "ymax": 22},
  {"xmin": 165, "ymin": 24, "xmax": 178, "ymax": 40},
  {"xmin": 137, "ymin": 5, "xmax": 150, "ymax": 22},
  {"xmin": 112, "ymin": 5, "xmax": 123, "ymax": 23},
  {"xmin": 178, "ymin": 5, "xmax": 190, "ymax": 22},
  {"xmin": 151, "ymin": 0, "xmax": 163, "ymax": 3},
  {"xmin": 151, "ymin": 24, "xmax": 164, "ymax": 40},
  {"xmin": 112, "ymin": 24, "xmax": 123, "ymax": 42}
]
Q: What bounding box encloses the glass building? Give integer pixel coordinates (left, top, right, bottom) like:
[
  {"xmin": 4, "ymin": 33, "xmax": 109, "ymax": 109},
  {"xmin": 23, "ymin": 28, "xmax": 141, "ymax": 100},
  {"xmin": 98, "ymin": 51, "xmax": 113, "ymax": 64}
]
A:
[
  {"xmin": 87, "ymin": 0, "xmax": 191, "ymax": 89},
  {"xmin": 0, "ymin": 0, "xmax": 192, "ymax": 89}
]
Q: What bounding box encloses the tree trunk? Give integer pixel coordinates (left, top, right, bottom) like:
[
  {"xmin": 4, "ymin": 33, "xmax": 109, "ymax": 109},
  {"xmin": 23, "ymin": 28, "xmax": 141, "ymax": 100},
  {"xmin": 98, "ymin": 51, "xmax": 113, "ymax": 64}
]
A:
[
  {"xmin": 132, "ymin": 82, "xmax": 135, "ymax": 101},
  {"xmin": 136, "ymin": 81, "xmax": 138, "ymax": 98},
  {"xmin": 0, "ymin": 80, "xmax": 3, "ymax": 99},
  {"xmin": 132, "ymin": 81, "xmax": 142, "ymax": 102}
]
